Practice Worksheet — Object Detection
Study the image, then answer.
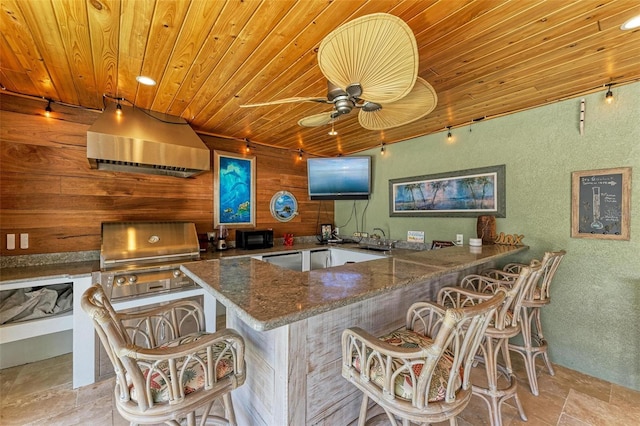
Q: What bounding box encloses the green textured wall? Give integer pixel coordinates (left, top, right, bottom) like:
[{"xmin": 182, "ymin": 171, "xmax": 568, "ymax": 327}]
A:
[{"xmin": 335, "ymin": 82, "xmax": 640, "ymax": 390}]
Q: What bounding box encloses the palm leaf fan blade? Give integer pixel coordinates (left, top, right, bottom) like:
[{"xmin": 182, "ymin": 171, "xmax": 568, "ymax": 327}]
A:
[
  {"xmin": 240, "ymin": 96, "xmax": 327, "ymax": 108},
  {"xmin": 298, "ymin": 112, "xmax": 335, "ymax": 127},
  {"xmin": 317, "ymin": 13, "xmax": 418, "ymax": 104},
  {"xmin": 359, "ymin": 78, "xmax": 437, "ymax": 130}
]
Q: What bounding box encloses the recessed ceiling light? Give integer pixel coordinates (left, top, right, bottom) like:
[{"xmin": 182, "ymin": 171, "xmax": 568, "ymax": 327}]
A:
[
  {"xmin": 136, "ymin": 75, "xmax": 157, "ymax": 86},
  {"xmin": 620, "ymin": 14, "xmax": 640, "ymax": 30}
]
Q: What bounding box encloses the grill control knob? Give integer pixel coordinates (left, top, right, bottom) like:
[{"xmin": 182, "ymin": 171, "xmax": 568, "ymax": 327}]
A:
[
  {"xmin": 128, "ymin": 275, "xmax": 138, "ymax": 283},
  {"xmin": 116, "ymin": 277, "xmax": 126, "ymax": 285},
  {"xmin": 173, "ymin": 270, "xmax": 182, "ymax": 278}
]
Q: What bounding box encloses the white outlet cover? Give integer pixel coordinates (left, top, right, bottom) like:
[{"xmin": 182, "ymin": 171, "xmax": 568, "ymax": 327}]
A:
[
  {"xmin": 20, "ymin": 233, "xmax": 28, "ymax": 249},
  {"xmin": 7, "ymin": 234, "xmax": 16, "ymax": 250},
  {"xmin": 407, "ymin": 230, "xmax": 425, "ymax": 243}
]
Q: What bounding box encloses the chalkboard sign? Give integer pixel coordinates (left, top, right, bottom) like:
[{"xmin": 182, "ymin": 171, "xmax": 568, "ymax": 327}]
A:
[{"xmin": 571, "ymin": 167, "xmax": 631, "ymax": 240}]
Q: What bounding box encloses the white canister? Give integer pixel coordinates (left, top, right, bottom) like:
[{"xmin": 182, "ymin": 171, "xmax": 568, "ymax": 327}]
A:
[{"xmin": 469, "ymin": 238, "xmax": 483, "ymax": 247}]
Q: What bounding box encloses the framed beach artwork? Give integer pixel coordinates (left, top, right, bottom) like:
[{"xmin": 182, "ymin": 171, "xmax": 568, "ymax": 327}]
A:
[
  {"xmin": 214, "ymin": 150, "xmax": 256, "ymax": 227},
  {"xmin": 389, "ymin": 165, "xmax": 506, "ymax": 218}
]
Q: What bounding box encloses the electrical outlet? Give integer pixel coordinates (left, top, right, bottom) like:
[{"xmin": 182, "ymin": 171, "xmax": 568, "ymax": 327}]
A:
[
  {"xmin": 353, "ymin": 232, "xmax": 361, "ymax": 237},
  {"xmin": 361, "ymin": 232, "xmax": 369, "ymax": 238},
  {"xmin": 456, "ymin": 234, "xmax": 464, "ymax": 245},
  {"xmin": 7, "ymin": 234, "xmax": 15, "ymax": 250},
  {"xmin": 20, "ymin": 233, "xmax": 29, "ymax": 249},
  {"xmin": 334, "ymin": 227, "xmax": 339, "ymax": 235}
]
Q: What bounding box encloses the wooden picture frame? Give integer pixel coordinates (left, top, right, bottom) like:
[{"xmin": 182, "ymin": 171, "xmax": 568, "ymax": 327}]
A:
[
  {"xmin": 389, "ymin": 165, "xmax": 506, "ymax": 217},
  {"xmin": 571, "ymin": 167, "xmax": 631, "ymax": 240},
  {"xmin": 214, "ymin": 150, "xmax": 256, "ymax": 228}
]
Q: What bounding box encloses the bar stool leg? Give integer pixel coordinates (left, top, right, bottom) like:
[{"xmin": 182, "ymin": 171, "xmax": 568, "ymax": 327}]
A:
[
  {"xmin": 533, "ymin": 306, "xmax": 555, "ymax": 376},
  {"xmin": 510, "ymin": 305, "xmax": 555, "ymax": 396},
  {"xmin": 473, "ymin": 335, "xmax": 526, "ymax": 425}
]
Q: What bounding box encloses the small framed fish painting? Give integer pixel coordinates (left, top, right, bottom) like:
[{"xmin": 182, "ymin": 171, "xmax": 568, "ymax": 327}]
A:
[{"xmin": 214, "ymin": 150, "xmax": 256, "ymax": 228}]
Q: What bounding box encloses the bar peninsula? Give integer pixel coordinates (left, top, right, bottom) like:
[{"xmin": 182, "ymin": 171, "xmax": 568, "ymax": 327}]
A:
[{"xmin": 181, "ymin": 244, "xmax": 527, "ymax": 425}]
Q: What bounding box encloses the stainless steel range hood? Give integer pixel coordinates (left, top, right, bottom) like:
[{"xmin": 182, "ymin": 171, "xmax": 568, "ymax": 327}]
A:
[{"xmin": 87, "ymin": 103, "xmax": 210, "ymax": 178}]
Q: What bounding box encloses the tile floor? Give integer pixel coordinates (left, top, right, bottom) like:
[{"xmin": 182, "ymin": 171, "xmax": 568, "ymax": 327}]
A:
[{"xmin": 1, "ymin": 351, "xmax": 638, "ymax": 425}]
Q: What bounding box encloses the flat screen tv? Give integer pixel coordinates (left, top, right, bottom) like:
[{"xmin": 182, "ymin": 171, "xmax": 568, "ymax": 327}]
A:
[{"xmin": 307, "ymin": 156, "xmax": 371, "ymax": 200}]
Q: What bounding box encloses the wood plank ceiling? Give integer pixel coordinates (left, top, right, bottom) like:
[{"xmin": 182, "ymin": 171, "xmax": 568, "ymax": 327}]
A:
[{"xmin": 1, "ymin": 0, "xmax": 639, "ymax": 157}]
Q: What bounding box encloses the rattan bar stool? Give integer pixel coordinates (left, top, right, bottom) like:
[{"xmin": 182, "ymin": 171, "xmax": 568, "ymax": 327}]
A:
[
  {"xmin": 81, "ymin": 284, "xmax": 246, "ymax": 426},
  {"xmin": 342, "ymin": 290, "xmax": 507, "ymax": 426},
  {"xmin": 439, "ymin": 261, "xmax": 543, "ymax": 426},
  {"xmin": 484, "ymin": 250, "xmax": 566, "ymax": 395}
]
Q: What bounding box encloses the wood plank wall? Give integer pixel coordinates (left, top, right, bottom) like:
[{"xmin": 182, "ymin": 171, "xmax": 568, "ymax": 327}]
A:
[{"xmin": 0, "ymin": 93, "xmax": 334, "ymax": 256}]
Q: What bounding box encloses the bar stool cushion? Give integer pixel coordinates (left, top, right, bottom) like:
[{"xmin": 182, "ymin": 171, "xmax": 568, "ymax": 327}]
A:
[
  {"xmin": 353, "ymin": 328, "xmax": 460, "ymax": 402},
  {"xmin": 128, "ymin": 332, "xmax": 235, "ymax": 403}
]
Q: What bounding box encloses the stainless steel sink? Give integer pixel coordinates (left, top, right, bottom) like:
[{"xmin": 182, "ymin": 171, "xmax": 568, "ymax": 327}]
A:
[{"xmin": 358, "ymin": 243, "xmax": 394, "ymax": 252}]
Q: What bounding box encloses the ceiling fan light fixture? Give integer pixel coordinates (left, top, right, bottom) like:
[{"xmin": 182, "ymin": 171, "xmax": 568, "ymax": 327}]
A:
[
  {"xmin": 328, "ymin": 121, "xmax": 338, "ymax": 136},
  {"xmin": 136, "ymin": 75, "xmax": 157, "ymax": 86}
]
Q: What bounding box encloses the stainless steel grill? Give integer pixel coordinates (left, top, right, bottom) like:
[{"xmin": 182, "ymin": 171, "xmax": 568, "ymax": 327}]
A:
[{"xmin": 95, "ymin": 221, "xmax": 201, "ymax": 300}]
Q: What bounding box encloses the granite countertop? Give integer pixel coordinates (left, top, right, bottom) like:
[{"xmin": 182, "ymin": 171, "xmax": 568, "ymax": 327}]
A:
[
  {"xmin": 182, "ymin": 244, "xmax": 528, "ymax": 331},
  {"xmin": 0, "ymin": 260, "xmax": 99, "ymax": 285},
  {"xmin": 0, "ymin": 242, "xmax": 329, "ymax": 284}
]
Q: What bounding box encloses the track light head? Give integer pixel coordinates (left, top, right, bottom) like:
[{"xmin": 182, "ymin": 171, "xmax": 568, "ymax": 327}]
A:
[
  {"xmin": 380, "ymin": 143, "xmax": 386, "ymax": 155},
  {"xmin": 44, "ymin": 99, "xmax": 52, "ymax": 117},
  {"xmin": 115, "ymin": 101, "xmax": 123, "ymax": 116},
  {"xmin": 605, "ymin": 84, "xmax": 613, "ymax": 104},
  {"xmin": 447, "ymin": 126, "xmax": 452, "ymax": 141}
]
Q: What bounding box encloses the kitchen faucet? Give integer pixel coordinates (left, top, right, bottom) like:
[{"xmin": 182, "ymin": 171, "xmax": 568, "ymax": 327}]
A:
[{"xmin": 372, "ymin": 227, "xmax": 386, "ymax": 239}]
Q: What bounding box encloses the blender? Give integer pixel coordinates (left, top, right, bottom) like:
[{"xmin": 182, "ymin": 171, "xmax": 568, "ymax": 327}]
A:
[{"xmin": 217, "ymin": 225, "xmax": 228, "ymax": 250}]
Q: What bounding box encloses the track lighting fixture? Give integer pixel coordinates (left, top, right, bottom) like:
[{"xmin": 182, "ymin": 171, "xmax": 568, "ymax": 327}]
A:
[
  {"xmin": 447, "ymin": 126, "xmax": 452, "ymax": 141},
  {"xmin": 115, "ymin": 100, "xmax": 123, "ymax": 116},
  {"xmin": 605, "ymin": 84, "xmax": 613, "ymax": 104},
  {"xmin": 380, "ymin": 143, "xmax": 386, "ymax": 155},
  {"xmin": 44, "ymin": 99, "xmax": 52, "ymax": 117},
  {"xmin": 245, "ymin": 139, "xmax": 251, "ymax": 153},
  {"xmin": 298, "ymin": 149, "xmax": 303, "ymax": 160}
]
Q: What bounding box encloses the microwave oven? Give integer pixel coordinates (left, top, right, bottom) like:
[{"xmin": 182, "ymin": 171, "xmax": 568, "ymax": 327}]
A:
[{"xmin": 236, "ymin": 229, "xmax": 274, "ymax": 250}]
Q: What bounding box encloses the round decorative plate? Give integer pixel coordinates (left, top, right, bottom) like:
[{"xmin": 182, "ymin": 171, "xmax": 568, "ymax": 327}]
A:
[{"xmin": 270, "ymin": 191, "xmax": 298, "ymax": 222}]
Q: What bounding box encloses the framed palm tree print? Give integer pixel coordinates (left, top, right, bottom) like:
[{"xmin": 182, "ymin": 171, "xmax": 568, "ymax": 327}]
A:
[{"xmin": 389, "ymin": 165, "xmax": 506, "ymax": 217}]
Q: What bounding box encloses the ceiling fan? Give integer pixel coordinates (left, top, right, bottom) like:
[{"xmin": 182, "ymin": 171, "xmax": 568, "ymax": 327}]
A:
[{"xmin": 240, "ymin": 13, "xmax": 437, "ymax": 131}]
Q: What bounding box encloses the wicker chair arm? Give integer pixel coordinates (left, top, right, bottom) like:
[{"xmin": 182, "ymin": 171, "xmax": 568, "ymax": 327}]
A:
[
  {"xmin": 343, "ymin": 327, "xmax": 430, "ymax": 359},
  {"xmin": 118, "ymin": 328, "xmax": 244, "ymax": 361}
]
